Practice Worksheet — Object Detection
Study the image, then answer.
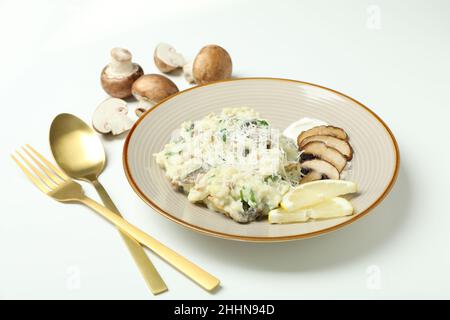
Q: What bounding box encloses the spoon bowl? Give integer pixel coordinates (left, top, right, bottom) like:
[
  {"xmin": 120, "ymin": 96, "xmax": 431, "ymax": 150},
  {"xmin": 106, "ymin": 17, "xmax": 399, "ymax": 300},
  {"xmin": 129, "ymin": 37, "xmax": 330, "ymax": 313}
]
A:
[{"xmin": 50, "ymin": 113, "xmax": 105, "ymax": 181}]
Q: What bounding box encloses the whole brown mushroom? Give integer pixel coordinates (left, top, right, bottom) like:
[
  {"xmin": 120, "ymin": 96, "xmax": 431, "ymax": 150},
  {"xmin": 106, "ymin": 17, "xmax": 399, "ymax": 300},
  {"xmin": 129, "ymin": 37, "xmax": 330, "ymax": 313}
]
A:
[
  {"xmin": 101, "ymin": 47, "xmax": 144, "ymax": 98},
  {"xmin": 131, "ymin": 74, "xmax": 179, "ymax": 110},
  {"xmin": 193, "ymin": 45, "xmax": 232, "ymax": 85}
]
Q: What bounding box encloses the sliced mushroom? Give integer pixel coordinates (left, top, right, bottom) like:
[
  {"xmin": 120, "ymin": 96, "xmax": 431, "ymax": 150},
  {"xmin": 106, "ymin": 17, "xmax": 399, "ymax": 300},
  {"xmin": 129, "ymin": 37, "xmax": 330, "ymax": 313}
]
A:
[
  {"xmin": 300, "ymin": 171, "xmax": 323, "ymax": 183},
  {"xmin": 131, "ymin": 74, "xmax": 179, "ymax": 109},
  {"xmin": 154, "ymin": 42, "xmax": 186, "ymax": 73},
  {"xmin": 101, "ymin": 48, "xmax": 144, "ymax": 98},
  {"xmin": 297, "ymin": 125, "xmax": 348, "ymax": 146},
  {"xmin": 300, "ymin": 141, "xmax": 347, "ymax": 172},
  {"xmin": 300, "ymin": 159, "xmax": 340, "ymax": 183},
  {"xmin": 92, "ymin": 98, "xmax": 134, "ymax": 135},
  {"xmin": 299, "ymin": 135, "xmax": 353, "ymax": 160},
  {"xmin": 193, "ymin": 45, "xmax": 232, "ymax": 85}
]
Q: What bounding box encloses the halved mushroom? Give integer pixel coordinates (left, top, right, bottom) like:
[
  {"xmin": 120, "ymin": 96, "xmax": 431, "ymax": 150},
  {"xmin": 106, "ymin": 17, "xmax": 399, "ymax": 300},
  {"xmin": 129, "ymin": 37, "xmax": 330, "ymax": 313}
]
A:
[
  {"xmin": 300, "ymin": 141, "xmax": 347, "ymax": 172},
  {"xmin": 299, "ymin": 135, "xmax": 353, "ymax": 160},
  {"xmin": 154, "ymin": 43, "xmax": 186, "ymax": 73},
  {"xmin": 92, "ymin": 98, "xmax": 134, "ymax": 135},
  {"xmin": 300, "ymin": 159, "xmax": 340, "ymax": 183},
  {"xmin": 101, "ymin": 48, "xmax": 144, "ymax": 98},
  {"xmin": 297, "ymin": 125, "xmax": 348, "ymax": 146}
]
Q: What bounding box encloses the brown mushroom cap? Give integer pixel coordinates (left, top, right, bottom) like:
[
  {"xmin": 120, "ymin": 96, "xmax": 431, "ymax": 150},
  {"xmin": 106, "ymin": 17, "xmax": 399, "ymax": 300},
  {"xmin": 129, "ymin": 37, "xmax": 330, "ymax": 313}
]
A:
[
  {"xmin": 193, "ymin": 45, "xmax": 232, "ymax": 85},
  {"xmin": 300, "ymin": 159, "xmax": 340, "ymax": 183},
  {"xmin": 101, "ymin": 48, "xmax": 144, "ymax": 99},
  {"xmin": 297, "ymin": 125, "xmax": 348, "ymax": 146},
  {"xmin": 299, "ymin": 135, "xmax": 353, "ymax": 160},
  {"xmin": 300, "ymin": 141, "xmax": 347, "ymax": 172},
  {"xmin": 101, "ymin": 65, "xmax": 143, "ymax": 99},
  {"xmin": 131, "ymin": 74, "xmax": 179, "ymax": 105}
]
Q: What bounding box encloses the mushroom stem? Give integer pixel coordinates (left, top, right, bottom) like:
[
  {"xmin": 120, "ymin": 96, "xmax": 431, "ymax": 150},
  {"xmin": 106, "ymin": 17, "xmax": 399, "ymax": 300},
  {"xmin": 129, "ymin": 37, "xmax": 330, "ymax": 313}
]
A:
[
  {"xmin": 135, "ymin": 107, "xmax": 147, "ymax": 118},
  {"xmin": 137, "ymin": 99, "xmax": 154, "ymax": 110},
  {"xmin": 108, "ymin": 48, "xmax": 136, "ymax": 77},
  {"xmin": 183, "ymin": 60, "xmax": 195, "ymax": 84}
]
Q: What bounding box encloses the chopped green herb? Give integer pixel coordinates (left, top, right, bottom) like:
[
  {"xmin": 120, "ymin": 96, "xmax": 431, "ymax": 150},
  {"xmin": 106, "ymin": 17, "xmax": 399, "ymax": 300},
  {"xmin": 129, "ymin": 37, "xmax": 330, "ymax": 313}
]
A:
[
  {"xmin": 264, "ymin": 174, "xmax": 280, "ymax": 182},
  {"xmin": 240, "ymin": 187, "xmax": 256, "ymax": 209},
  {"xmin": 249, "ymin": 189, "xmax": 256, "ymax": 204},
  {"xmin": 256, "ymin": 119, "xmax": 269, "ymax": 127},
  {"xmin": 242, "ymin": 119, "xmax": 269, "ymax": 128},
  {"xmin": 186, "ymin": 123, "xmax": 195, "ymax": 131},
  {"xmin": 165, "ymin": 150, "xmax": 182, "ymax": 157},
  {"xmin": 219, "ymin": 128, "xmax": 227, "ymax": 142}
]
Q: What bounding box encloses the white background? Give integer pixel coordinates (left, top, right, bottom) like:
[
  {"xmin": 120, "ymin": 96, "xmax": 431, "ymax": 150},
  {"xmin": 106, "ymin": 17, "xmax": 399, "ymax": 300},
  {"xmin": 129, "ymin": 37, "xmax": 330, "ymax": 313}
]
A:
[{"xmin": 1, "ymin": 0, "xmax": 449, "ymax": 299}]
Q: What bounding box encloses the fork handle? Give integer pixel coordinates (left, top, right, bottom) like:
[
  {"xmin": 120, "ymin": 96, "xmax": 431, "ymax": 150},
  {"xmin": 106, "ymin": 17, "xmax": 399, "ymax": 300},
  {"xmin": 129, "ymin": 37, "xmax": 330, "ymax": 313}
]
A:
[
  {"xmin": 92, "ymin": 180, "xmax": 167, "ymax": 295},
  {"xmin": 79, "ymin": 196, "xmax": 220, "ymax": 292}
]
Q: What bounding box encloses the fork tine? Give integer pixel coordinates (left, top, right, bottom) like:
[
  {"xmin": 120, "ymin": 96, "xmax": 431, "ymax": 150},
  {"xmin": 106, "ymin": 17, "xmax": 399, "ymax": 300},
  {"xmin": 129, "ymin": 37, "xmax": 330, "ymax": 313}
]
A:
[
  {"xmin": 16, "ymin": 150, "xmax": 58, "ymax": 189},
  {"xmin": 11, "ymin": 154, "xmax": 49, "ymax": 193},
  {"xmin": 25, "ymin": 144, "xmax": 69, "ymax": 180},
  {"xmin": 22, "ymin": 147, "xmax": 61, "ymax": 186}
]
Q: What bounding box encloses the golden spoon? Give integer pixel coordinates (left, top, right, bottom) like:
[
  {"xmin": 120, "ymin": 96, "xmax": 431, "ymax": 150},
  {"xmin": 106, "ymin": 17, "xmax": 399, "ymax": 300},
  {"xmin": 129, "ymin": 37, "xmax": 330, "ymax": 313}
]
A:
[{"xmin": 49, "ymin": 113, "xmax": 167, "ymax": 295}]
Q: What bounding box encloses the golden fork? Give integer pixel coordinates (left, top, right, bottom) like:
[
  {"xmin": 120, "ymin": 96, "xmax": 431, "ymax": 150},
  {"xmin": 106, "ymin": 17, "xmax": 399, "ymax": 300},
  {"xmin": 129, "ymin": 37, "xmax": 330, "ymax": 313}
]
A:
[{"xmin": 12, "ymin": 145, "xmax": 220, "ymax": 292}]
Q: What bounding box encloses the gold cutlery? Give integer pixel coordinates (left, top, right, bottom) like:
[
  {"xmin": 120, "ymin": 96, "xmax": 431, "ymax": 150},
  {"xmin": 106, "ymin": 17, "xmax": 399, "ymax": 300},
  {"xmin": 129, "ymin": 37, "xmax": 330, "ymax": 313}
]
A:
[
  {"xmin": 49, "ymin": 113, "xmax": 167, "ymax": 295},
  {"xmin": 12, "ymin": 145, "xmax": 220, "ymax": 292}
]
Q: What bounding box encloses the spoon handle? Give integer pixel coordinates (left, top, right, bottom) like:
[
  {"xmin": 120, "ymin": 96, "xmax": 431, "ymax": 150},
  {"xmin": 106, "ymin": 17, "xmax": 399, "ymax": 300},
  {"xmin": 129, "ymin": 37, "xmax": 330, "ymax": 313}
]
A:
[
  {"xmin": 92, "ymin": 179, "xmax": 168, "ymax": 295},
  {"xmin": 79, "ymin": 195, "xmax": 220, "ymax": 292}
]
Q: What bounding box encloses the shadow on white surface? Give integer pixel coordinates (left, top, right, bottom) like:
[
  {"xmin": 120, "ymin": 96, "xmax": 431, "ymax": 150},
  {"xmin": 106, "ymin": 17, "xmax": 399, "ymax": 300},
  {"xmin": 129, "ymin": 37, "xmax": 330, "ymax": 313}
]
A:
[{"xmin": 172, "ymin": 165, "xmax": 410, "ymax": 273}]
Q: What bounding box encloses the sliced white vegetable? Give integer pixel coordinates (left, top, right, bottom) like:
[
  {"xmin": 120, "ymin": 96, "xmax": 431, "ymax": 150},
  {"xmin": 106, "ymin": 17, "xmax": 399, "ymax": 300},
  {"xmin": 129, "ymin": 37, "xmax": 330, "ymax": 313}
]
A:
[
  {"xmin": 281, "ymin": 180, "xmax": 357, "ymax": 211},
  {"xmin": 269, "ymin": 197, "xmax": 353, "ymax": 224}
]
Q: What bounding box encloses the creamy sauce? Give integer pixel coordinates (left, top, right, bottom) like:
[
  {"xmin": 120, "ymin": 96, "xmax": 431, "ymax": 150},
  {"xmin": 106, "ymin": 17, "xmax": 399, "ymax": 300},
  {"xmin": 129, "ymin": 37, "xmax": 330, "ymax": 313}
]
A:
[
  {"xmin": 154, "ymin": 107, "xmax": 300, "ymax": 223},
  {"xmin": 282, "ymin": 117, "xmax": 328, "ymax": 141},
  {"xmin": 188, "ymin": 166, "xmax": 290, "ymax": 223}
]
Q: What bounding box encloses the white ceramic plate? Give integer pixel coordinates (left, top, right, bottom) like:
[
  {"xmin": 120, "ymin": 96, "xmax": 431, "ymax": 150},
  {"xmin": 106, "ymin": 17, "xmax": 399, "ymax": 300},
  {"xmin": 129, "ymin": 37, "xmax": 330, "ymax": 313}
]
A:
[{"xmin": 123, "ymin": 78, "xmax": 399, "ymax": 242}]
